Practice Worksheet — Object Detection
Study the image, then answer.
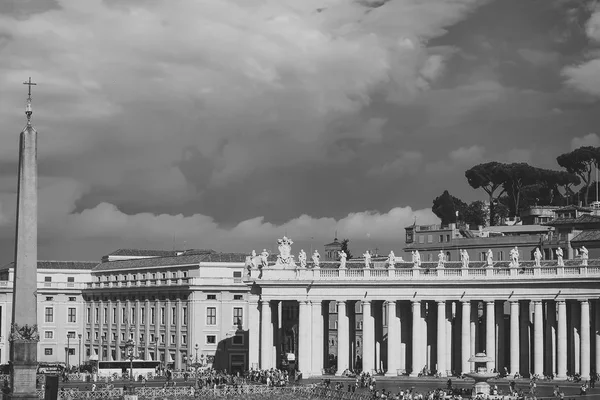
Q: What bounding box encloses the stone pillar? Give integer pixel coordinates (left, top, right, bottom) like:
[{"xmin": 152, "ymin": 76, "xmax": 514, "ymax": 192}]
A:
[
  {"xmin": 116, "ymin": 299, "xmax": 122, "ymax": 361},
  {"xmin": 485, "ymin": 301, "xmax": 495, "ymax": 372},
  {"xmin": 144, "ymin": 299, "xmax": 150, "ymax": 358},
  {"xmin": 572, "ymin": 302, "xmax": 581, "ymax": 374},
  {"xmin": 311, "ymin": 301, "xmax": 324, "ymax": 375},
  {"xmin": 260, "ymin": 300, "xmax": 272, "ymax": 369},
  {"xmin": 437, "ymin": 301, "xmax": 446, "ymax": 376},
  {"xmin": 461, "ymin": 301, "xmax": 471, "ymax": 374},
  {"xmin": 336, "ymin": 301, "xmax": 349, "ymax": 375},
  {"xmin": 581, "ymin": 300, "xmax": 591, "ymax": 381},
  {"xmin": 298, "ymin": 301, "xmax": 312, "ymax": 374},
  {"xmin": 362, "ymin": 301, "xmax": 375, "ymax": 374},
  {"xmin": 495, "ymin": 302, "xmax": 505, "ymax": 373},
  {"xmin": 595, "ymin": 300, "xmax": 600, "ymax": 377},
  {"xmin": 533, "ymin": 301, "xmax": 544, "ymax": 377},
  {"xmin": 557, "ymin": 300, "xmax": 567, "ymax": 379},
  {"xmin": 9, "ymin": 98, "xmax": 39, "ymax": 400},
  {"xmin": 175, "ymin": 299, "xmax": 181, "ymax": 369},
  {"xmin": 410, "ymin": 301, "xmax": 421, "ymax": 377},
  {"xmin": 519, "ymin": 301, "xmax": 531, "ymax": 377},
  {"xmin": 545, "ymin": 301, "xmax": 557, "ymax": 376},
  {"xmin": 248, "ymin": 299, "xmax": 260, "ymax": 369},
  {"xmin": 445, "ymin": 304, "xmax": 453, "ymax": 376},
  {"xmin": 510, "ymin": 301, "xmax": 520, "ymax": 375},
  {"xmin": 470, "ymin": 302, "xmax": 477, "ymax": 358},
  {"xmin": 386, "ymin": 301, "xmax": 399, "ymax": 376}
]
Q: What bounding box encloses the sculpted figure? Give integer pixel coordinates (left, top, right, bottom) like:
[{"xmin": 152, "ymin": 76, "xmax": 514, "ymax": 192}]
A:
[
  {"xmin": 413, "ymin": 250, "xmax": 421, "ymax": 268},
  {"xmin": 246, "ymin": 249, "xmax": 268, "ymax": 276},
  {"xmin": 276, "ymin": 236, "xmax": 295, "ymax": 266},
  {"xmin": 338, "ymin": 250, "xmax": 347, "ymax": 269},
  {"xmin": 509, "ymin": 246, "xmax": 520, "ymax": 268},
  {"xmin": 363, "ymin": 250, "xmax": 371, "ymax": 268},
  {"xmin": 298, "ymin": 249, "xmax": 307, "ymax": 268},
  {"xmin": 486, "ymin": 249, "xmax": 493, "ymax": 267},
  {"xmin": 461, "ymin": 249, "xmax": 470, "ymax": 268},
  {"xmin": 581, "ymin": 246, "xmax": 589, "ymax": 266},
  {"xmin": 437, "ymin": 250, "xmax": 445, "ymax": 268},
  {"xmin": 556, "ymin": 247, "xmax": 564, "ymax": 267},
  {"xmin": 387, "ymin": 251, "xmax": 396, "ymax": 269},
  {"xmin": 534, "ymin": 247, "xmax": 542, "ymax": 267},
  {"xmin": 312, "ymin": 250, "xmax": 320, "ymax": 268}
]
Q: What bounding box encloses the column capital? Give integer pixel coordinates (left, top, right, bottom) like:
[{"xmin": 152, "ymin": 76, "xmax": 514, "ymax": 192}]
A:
[
  {"xmin": 411, "ymin": 299, "xmax": 420, "ymax": 305},
  {"xmin": 509, "ymin": 300, "xmax": 519, "ymax": 305},
  {"xmin": 485, "ymin": 300, "xmax": 495, "ymax": 305},
  {"xmin": 361, "ymin": 300, "xmax": 372, "ymax": 306},
  {"xmin": 336, "ymin": 300, "xmax": 346, "ymax": 306},
  {"xmin": 386, "ymin": 300, "xmax": 396, "ymax": 306},
  {"xmin": 436, "ymin": 300, "xmax": 446, "ymax": 305},
  {"xmin": 580, "ymin": 299, "xmax": 590, "ymax": 305},
  {"xmin": 532, "ymin": 300, "xmax": 543, "ymax": 305},
  {"xmin": 300, "ymin": 300, "xmax": 311, "ymax": 306},
  {"xmin": 556, "ymin": 299, "xmax": 566, "ymax": 305}
]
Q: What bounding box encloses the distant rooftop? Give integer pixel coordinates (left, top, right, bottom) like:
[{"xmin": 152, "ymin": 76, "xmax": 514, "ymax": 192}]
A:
[
  {"xmin": 0, "ymin": 261, "xmax": 98, "ymax": 271},
  {"xmin": 106, "ymin": 249, "xmax": 180, "ymax": 257},
  {"xmin": 481, "ymin": 225, "xmax": 551, "ymax": 234}
]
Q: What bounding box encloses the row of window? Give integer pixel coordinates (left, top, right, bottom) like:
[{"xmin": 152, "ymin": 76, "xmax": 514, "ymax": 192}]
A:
[
  {"xmin": 97, "ymin": 271, "xmax": 189, "ymax": 282},
  {"xmin": 43, "ymin": 277, "xmax": 76, "ymax": 283},
  {"xmin": 88, "ymin": 306, "xmax": 188, "ymax": 326},
  {"xmin": 206, "ymin": 294, "xmax": 244, "ymax": 300},
  {"xmin": 44, "ymin": 296, "xmax": 77, "ymax": 302},
  {"xmin": 43, "ymin": 330, "xmax": 78, "ymax": 339},
  {"xmin": 44, "ymin": 307, "xmax": 77, "ymax": 323}
]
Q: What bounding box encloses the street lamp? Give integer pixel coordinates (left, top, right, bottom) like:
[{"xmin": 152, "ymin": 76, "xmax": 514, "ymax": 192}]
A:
[
  {"xmin": 125, "ymin": 336, "xmax": 135, "ymax": 382},
  {"xmin": 66, "ymin": 334, "xmax": 71, "ymax": 371},
  {"xmin": 78, "ymin": 334, "xmax": 82, "ymax": 372}
]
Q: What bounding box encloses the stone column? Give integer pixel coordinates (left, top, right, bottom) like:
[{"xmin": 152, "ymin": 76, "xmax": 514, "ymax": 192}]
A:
[
  {"xmin": 311, "ymin": 301, "xmax": 324, "ymax": 375},
  {"xmin": 116, "ymin": 299, "xmax": 122, "ymax": 361},
  {"xmin": 545, "ymin": 301, "xmax": 557, "ymax": 376},
  {"xmin": 485, "ymin": 301, "xmax": 495, "ymax": 372},
  {"xmin": 510, "ymin": 301, "xmax": 520, "ymax": 375},
  {"xmin": 248, "ymin": 299, "xmax": 260, "ymax": 369},
  {"xmin": 470, "ymin": 301, "xmax": 477, "ymax": 358},
  {"xmin": 260, "ymin": 300, "xmax": 272, "ymax": 369},
  {"xmin": 437, "ymin": 301, "xmax": 446, "ymax": 376},
  {"xmin": 336, "ymin": 301, "xmax": 349, "ymax": 375},
  {"xmin": 533, "ymin": 300, "xmax": 544, "ymax": 377},
  {"xmin": 410, "ymin": 300, "xmax": 421, "ymax": 377},
  {"xmin": 557, "ymin": 300, "xmax": 567, "ymax": 379},
  {"xmin": 298, "ymin": 301, "xmax": 312, "ymax": 374},
  {"xmin": 445, "ymin": 303, "xmax": 453, "ymax": 375},
  {"xmin": 362, "ymin": 301, "xmax": 375, "ymax": 374},
  {"xmin": 461, "ymin": 301, "xmax": 471, "ymax": 374},
  {"xmin": 175, "ymin": 299, "xmax": 181, "ymax": 369},
  {"xmin": 595, "ymin": 300, "xmax": 600, "ymax": 377},
  {"xmin": 495, "ymin": 302, "xmax": 505, "ymax": 373},
  {"xmin": 386, "ymin": 301, "xmax": 399, "ymax": 376},
  {"xmin": 144, "ymin": 299, "xmax": 150, "ymax": 358},
  {"xmin": 581, "ymin": 300, "xmax": 591, "ymax": 381}
]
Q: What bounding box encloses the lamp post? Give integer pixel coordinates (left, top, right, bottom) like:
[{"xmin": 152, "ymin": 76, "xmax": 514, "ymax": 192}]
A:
[
  {"xmin": 191, "ymin": 343, "xmax": 201, "ymax": 379},
  {"xmin": 78, "ymin": 334, "xmax": 82, "ymax": 372},
  {"xmin": 67, "ymin": 334, "xmax": 71, "ymax": 371},
  {"xmin": 125, "ymin": 337, "xmax": 135, "ymax": 381}
]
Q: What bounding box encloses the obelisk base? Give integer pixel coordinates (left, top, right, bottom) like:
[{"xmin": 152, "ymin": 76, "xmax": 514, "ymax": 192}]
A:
[{"xmin": 9, "ymin": 341, "xmax": 38, "ymax": 400}]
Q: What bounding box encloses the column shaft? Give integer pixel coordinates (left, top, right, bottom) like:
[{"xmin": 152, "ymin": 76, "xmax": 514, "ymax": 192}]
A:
[
  {"xmin": 248, "ymin": 300, "xmax": 260, "ymax": 369},
  {"xmin": 386, "ymin": 301, "xmax": 399, "ymax": 376},
  {"xmin": 298, "ymin": 301, "xmax": 312, "ymax": 374},
  {"xmin": 260, "ymin": 300, "xmax": 272, "ymax": 369},
  {"xmin": 557, "ymin": 301, "xmax": 567, "ymax": 379},
  {"xmin": 581, "ymin": 300, "xmax": 591, "ymax": 380},
  {"xmin": 534, "ymin": 301, "xmax": 544, "ymax": 377},
  {"xmin": 510, "ymin": 301, "xmax": 520, "ymax": 375},
  {"xmin": 311, "ymin": 301, "xmax": 324, "ymax": 375},
  {"xmin": 595, "ymin": 300, "xmax": 600, "ymax": 377},
  {"xmin": 437, "ymin": 301, "xmax": 446, "ymax": 376},
  {"xmin": 362, "ymin": 301, "xmax": 375, "ymax": 374},
  {"xmin": 336, "ymin": 301, "xmax": 349, "ymax": 375},
  {"xmin": 410, "ymin": 301, "xmax": 421, "ymax": 377},
  {"xmin": 461, "ymin": 301, "xmax": 471, "ymax": 374},
  {"xmin": 486, "ymin": 301, "xmax": 495, "ymax": 372}
]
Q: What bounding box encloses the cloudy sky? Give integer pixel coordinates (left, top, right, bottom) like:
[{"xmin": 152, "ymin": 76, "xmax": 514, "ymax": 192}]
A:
[{"xmin": 0, "ymin": 0, "xmax": 599, "ymax": 263}]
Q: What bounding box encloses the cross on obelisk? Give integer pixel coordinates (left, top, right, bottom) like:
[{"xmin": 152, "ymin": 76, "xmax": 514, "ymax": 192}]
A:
[
  {"xmin": 9, "ymin": 78, "xmax": 39, "ymax": 400},
  {"xmin": 22, "ymin": 78, "xmax": 36, "ymax": 124}
]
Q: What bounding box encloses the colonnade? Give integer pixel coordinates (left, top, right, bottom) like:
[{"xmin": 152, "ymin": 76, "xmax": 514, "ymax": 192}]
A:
[{"xmin": 254, "ymin": 298, "xmax": 600, "ymax": 379}]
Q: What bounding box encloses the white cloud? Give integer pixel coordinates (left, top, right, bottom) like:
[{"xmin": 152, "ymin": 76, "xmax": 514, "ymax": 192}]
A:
[
  {"xmin": 571, "ymin": 133, "xmax": 600, "ymax": 149},
  {"xmin": 505, "ymin": 148, "xmax": 532, "ymax": 164},
  {"xmin": 449, "ymin": 145, "xmax": 485, "ymax": 165},
  {"xmin": 368, "ymin": 150, "xmax": 423, "ymax": 176},
  {"xmin": 0, "ymin": 177, "xmax": 439, "ymax": 259}
]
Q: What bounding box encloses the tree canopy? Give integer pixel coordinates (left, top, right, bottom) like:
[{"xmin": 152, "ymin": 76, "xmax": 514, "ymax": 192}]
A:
[
  {"xmin": 340, "ymin": 239, "xmax": 353, "ymax": 259},
  {"xmin": 556, "ymin": 146, "xmax": 600, "ymax": 206},
  {"xmin": 465, "ymin": 162, "xmax": 507, "ymax": 226}
]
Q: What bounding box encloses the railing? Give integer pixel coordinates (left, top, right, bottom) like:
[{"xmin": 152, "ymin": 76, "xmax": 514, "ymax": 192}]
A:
[
  {"xmin": 247, "ymin": 259, "xmax": 600, "ymax": 282},
  {"xmin": 86, "ymin": 278, "xmax": 192, "ymax": 289}
]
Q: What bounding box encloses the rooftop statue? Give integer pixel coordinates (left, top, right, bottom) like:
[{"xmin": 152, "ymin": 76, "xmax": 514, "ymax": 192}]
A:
[
  {"xmin": 461, "ymin": 249, "xmax": 470, "ymax": 269},
  {"xmin": 312, "ymin": 250, "xmax": 320, "ymax": 268},
  {"xmin": 534, "ymin": 247, "xmax": 542, "ymax": 267},
  {"xmin": 556, "ymin": 247, "xmax": 564, "ymax": 267},
  {"xmin": 246, "ymin": 249, "xmax": 268, "ymax": 276},
  {"xmin": 509, "ymin": 246, "xmax": 519, "ymax": 268},
  {"xmin": 437, "ymin": 250, "xmax": 445, "ymax": 268},
  {"xmin": 338, "ymin": 250, "xmax": 347, "ymax": 269},
  {"xmin": 276, "ymin": 236, "xmax": 296, "ymax": 267},
  {"xmin": 486, "ymin": 249, "xmax": 493, "ymax": 267},
  {"xmin": 387, "ymin": 251, "xmax": 396, "ymax": 269},
  {"xmin": 581, "ymin": 246, "xmax": 589, "ymax": 266},
  {"xmin": 363, "ymin": 250, "xmax": 371, "ymax": 268},
  {"xmin": 298, "ymin": 249, "xmax": 307, "ymax": 268}
]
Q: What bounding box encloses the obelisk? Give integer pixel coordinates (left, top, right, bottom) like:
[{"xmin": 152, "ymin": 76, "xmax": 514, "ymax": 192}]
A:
[{"xmin": 9, "ymin": 77, "xmax": 39, "ymax": 400}]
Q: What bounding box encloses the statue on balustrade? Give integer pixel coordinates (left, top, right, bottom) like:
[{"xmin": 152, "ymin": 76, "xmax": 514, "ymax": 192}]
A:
[
  {"xmin": 534, "ymin": 247, "xmax": 542, "ymax": 267},
  {"xmin": 246, "ymin": 249, "xmax": 269, "ymax": 276},
  {"xmin": 486, "ymin": 248, "xmax": 493, "ymax": 267},
  {"xmin": 298, "ymin": 249, "xmax": 307, "ymax": 268},
  {"xmin": 276, "ymin": 236, "xmax": 296, "ymax": 267},
  {"xmin": 312, "ymin": 250, "xmax": 320, "ymax": 268},
  {"xmin": 460, "ymin": 249, "xmax": 470, "ymax": 268},
  {"xmin": 509, "ymin": 246, "xmax": 520, "ymax": 268},
  {"xmin": 363, "ymin": 250, "xmax": 371, "ymax": 268},
  {"xmin": 556, "ymin": 247, "xmax": 564, "ymax": 267},
  {"xmin": 338, "ymin": 250, "xmax": 347, "ymax": 269},
  {"xmin": 581, "ymin": 246, "xmax": 589, "ymax": 266},
  {"xmin": 437, "ymin": 250, "xmax": 445, "ymax": 268},
  {"xmin": 387, "ymin": 251, "xmax": 396, "ymax": 269},
  {"xmin": 412, "ymin": 250, "xmax": 421, "ymax": 268}
]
